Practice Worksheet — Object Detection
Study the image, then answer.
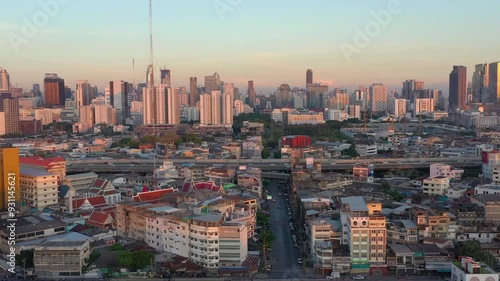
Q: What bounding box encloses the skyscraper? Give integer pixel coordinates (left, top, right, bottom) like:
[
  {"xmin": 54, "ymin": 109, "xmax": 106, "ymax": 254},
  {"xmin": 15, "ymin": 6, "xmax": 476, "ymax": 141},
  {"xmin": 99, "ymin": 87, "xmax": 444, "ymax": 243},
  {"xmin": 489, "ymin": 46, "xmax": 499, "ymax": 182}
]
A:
[
  {"xmin": 277, "ymin": 84, "xmax": 291, "ymax": 108},
  {"xmin": 0, "ymin": 147, "xmax": 20, "ymax": 210},
  {"xmin": 75, "ymin": 80, "xmax": 94, "ymax": 109},
  {"xmin": 402, "ymin": 80, "xmax": 424, "ymax": 102},
  {"xmin": 189, "ymin": 77, "xmax": 199, "ymax": 106},
  {"xmin": 204, "ymin": 72, "xmax": 220, "ymax": 94},
  {"xmin": 3, "ymin": 98, "xmax": 20, "ymax": 134},
  {"xmin": 146, "ymin": 64, "xmax": 155, "ymax": 88},
  {"xmin": 488, "ymin": 62, "xmax": 500, "ymax": 104},
  {"xmin": 44, "ymin": 73, "xmax": 65, "ymax": 106},
  {"xmin": 248, "ymin": 80, "xmax": 256, "ymax": 108},
  {"xmin": 472, "ymin": 64, "xmax": 489, "ymax": 103},
  {"xmin": 369, "ymin": 83, "xmax": 388, "ymax": 113},
  {"xmin": 449, "ymin": 66, "xmax": 467, "ymax": 111},
  {"xmin": 109, "ymin": 81, "xmax": 130, "ymax": 125},
  {"xmin": 160, "ymin": 68, "xmax": 171, "ymax": 87},
  {"xmin": 199, "ymin": 90, "xmax": 233, "ymax": 127},
  {"xmin": 0, "ymin": 68, "xmax": 10, "ymax": 91},
  {"xmin": 32, "ymin": 84, "xmax": 41, "ymax": 98},
  {"xmin": 306, "ymin": 69, "xmax": 313, "ymax": 85}
]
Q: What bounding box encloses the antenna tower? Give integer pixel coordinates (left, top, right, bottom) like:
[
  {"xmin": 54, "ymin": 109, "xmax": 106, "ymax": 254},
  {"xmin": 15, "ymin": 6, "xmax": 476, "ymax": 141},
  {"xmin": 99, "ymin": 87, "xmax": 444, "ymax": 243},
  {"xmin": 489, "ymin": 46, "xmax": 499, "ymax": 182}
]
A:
[{"xmin": 149, "ymin": 0, "xmax": 158, "ymax": 190}]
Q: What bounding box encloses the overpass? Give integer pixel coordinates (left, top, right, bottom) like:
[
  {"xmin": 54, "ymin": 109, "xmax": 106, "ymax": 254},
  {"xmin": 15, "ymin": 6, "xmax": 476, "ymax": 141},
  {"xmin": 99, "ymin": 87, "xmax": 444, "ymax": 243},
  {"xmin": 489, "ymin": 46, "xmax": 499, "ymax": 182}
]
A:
[{"xmin": 66, "ymin": 157, "xmax": 482, "ymax": 174}]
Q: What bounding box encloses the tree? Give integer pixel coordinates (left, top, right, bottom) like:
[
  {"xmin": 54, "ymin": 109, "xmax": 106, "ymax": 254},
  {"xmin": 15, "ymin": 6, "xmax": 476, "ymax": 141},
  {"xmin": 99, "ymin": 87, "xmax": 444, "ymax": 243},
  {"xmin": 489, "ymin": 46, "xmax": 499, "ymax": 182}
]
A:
[
  {"xmin": 109, "ymin": 243, "xmax": 123, "ymax": 251},
  {"xmin": 381, "ymin": 181, "xmax": 390, "ymax": 192},
  {"xmin": 261, "ymin": 148, "xmax": 271, "ymax": 159},
  {"xmin": 117, "ymin": 250, "xmax": 154, "ymax": 271},
  {"xmin": 256, "ymin": 211, "xmax": 269, "ymax": 227},
  {"xmin": 159, "ymin": 131, "xmax": 180, "ymax": 145},
  {"xmin": 117, "ymin": 251, "xmax": 134, "ymax": 269},
  {"xmin": 260, "ymin": 230, "xmax": 275, "ymax": 248},
  {"xmin": 16, "ymin": 250, "xmax": 34, "ymax": 268}
]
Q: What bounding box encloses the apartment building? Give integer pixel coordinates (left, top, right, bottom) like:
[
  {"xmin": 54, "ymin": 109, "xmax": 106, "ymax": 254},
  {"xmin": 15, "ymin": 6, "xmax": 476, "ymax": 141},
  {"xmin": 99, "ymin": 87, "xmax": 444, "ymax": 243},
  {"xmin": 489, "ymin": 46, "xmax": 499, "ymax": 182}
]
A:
[
  {"xmin": 422, "ymin": 176, "xmax": 450, "ymax": 196},
  {"xmin": 353, "ymin": 163, "xmax": 375, "ymax": 182},
  {"xmin": 19, "ymin": 156, "xmax": 66, "ymax": 184},
  {"xmin": 429, "ymin": 163, "xmax": 464, "ymax": 180},
  {"xmin": 20, "ymin": 166, "xmax": 58, "ymax": 209},
  {"xmin": 116, "ymin": 194, "xmax": 254, "ymax": 269},
  {"xmin": 386, "ymin": 220, "xmax": 419, "ymax": 244},
  {"xmin": 340, "ymin": 197, "xmax": 386, "ymax": 274},
  {"xmin": 410, "ymin": 208, "xmax": 457, "ymax": 239},
  {"xmin": 307, "ymin": 218, "xmax": 342, "ymax": 274}
]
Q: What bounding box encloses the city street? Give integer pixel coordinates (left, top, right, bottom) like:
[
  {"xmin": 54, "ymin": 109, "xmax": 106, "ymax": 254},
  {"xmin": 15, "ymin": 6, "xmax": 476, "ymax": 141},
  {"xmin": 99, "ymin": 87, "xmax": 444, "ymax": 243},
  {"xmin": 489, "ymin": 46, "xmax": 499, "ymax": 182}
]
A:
[{"xmin": 265, "ymin": 180, "xmax": 306, "ymax": 279}]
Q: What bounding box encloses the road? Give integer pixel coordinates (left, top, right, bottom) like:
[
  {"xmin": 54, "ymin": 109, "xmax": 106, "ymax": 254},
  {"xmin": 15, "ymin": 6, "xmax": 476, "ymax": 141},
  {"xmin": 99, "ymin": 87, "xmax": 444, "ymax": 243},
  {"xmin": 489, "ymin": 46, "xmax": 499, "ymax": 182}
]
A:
[{"xmin": 266, "ymin": 180, "xmax": 306, "ymax": 279}]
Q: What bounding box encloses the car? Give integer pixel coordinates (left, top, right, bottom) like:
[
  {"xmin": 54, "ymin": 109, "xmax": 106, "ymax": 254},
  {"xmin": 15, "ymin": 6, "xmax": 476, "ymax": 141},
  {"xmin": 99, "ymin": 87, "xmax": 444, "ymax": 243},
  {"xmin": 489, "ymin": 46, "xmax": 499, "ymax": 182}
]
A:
[
  {"xmin": 352, "ymin": 275, "xmax": 365, "ymax": 280},
  {"xmin": 297, "ymin": 258, "xmax": 303, "ymax": 264},
  {"xmin": 278, "ymin": 193, "xmax": 282, "ymax": 196},
  {"xmin": 272, "ymin": 199, "xmax": 276, "ymax": 202}
]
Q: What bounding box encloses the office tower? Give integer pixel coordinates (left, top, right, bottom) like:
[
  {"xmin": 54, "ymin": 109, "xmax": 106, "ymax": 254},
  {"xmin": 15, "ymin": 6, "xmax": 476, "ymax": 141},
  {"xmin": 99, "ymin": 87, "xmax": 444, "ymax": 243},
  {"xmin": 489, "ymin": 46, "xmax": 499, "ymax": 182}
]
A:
[
  {"xmin": 0, "ymin": 93, "xmax": 12, "ymax": 112},
  {"xmin": 276, "ymin": 84, "xmax": 291, "ymax": 108},
  {"xmin": 488, "ymin": 62, "xmax": 500, "ymax": 104},
  {"xmin": 414, "ymin": 98, "xmax": 435, "ymax": 116},
  {"xmin": 248, "ymin": 80, "xmax": 256, "ymax": 107},
  {"xmin": 109, "ymin": 80, "xmax": 130, "ymax": 125},
  {"xmin": 0, "ymin": 147, "xmax": 20, "ymax": 210},
  {"xmin": 64, "ymin": 86, "xmax": 72, "ymax": 100},
  {"xmin": 402, "ymin": 80, "xmax": 424, "ymax": 102},
  {"xmin": 75, "ymin": 80, "xmax": 94, "ymax": 109},
  {"xmin": 44, "ymin": 73, "xmax": 65, "ymax": 106},
  {"xmin": 204, "ymin": 72, "xmax": 220, "ymax": 94},
  {"xmin": 3, "ymin": 98, "xmax": 20, "ymax": 134},
  {"xmin": 156, "ymin": 85, "xmax": 169, "ymax": 124},
  {"xmin": 189, "ymin": 77, "xmax": 199, "ymax": 106},
  {"xmin": 347, "ymin": 104, "xmax": 361, "ymax": 119},
  {"xmin": 160, "ymin": 68, "xmax": 171, "ymax": 87},
  {"xmin": 32, "ymin": 84, "xmax": 41, "ymax": 98},
  {"xmin": 306, "ymin": 69, "xmax": 313, "ymax": 85},
  {"xmin": 0, "ymin": 68, "xmax": 10, "ymax": 91},
  {"xmin": 369, "ymin": 83, "xmax": 388, "ymax": 113},
  {"xmin": 424, "ymin": 89, "xmax": 440, "ymax": 106},
  {"xmin": 306, "ymin": 83, "xmax": 328, "ymax": 109},
  {"xmin": 94, "ymin": 105, "xmax": 116, "ymax": 125},
  {"xmin": 449, "ymin": 66, "xmax": 467, "ymax": 111},
  {"xmin": 472, "ymin": 64, "xmax": 489, "ymax": 103},
  {"xmin": 334, "ymin": 88, "xmax": 349, "ymax": 110}
]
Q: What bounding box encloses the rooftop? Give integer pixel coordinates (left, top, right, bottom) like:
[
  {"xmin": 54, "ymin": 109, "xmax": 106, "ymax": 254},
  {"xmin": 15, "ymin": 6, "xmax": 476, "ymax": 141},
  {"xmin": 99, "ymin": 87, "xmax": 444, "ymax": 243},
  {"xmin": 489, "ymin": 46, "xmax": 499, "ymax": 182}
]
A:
[
  {"xmin": 20, "ymin": 166, "xmax": 53, "ymax": 177},
  {"xmin": 341, "ymin": 196, "xmax": 368, "ymax": 212}
]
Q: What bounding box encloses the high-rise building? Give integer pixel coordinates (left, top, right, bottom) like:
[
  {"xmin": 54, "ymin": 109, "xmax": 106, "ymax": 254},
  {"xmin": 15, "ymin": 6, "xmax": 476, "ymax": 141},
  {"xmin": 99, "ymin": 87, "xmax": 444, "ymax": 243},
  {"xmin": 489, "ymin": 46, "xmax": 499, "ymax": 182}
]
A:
[
  {"xmin": 306, "ymin": 69, "xmax": 313, "ymax": 85},
  {"xmin": 247, "ymin": 80, "xmax": 256, "ymax": 108},
  {"xmin": 160, "ymin": 68, "xmax": 171, "ymax": 87},
  {"xmin": 449, "ymin": 66, "xmax": 467, "ymax": 111},
  {"xmin": 75, "ymin": 80, "xmax": 94, "ymax": 109},
  {"xmin": 488, "ymin": 62, "xmax": 500, "ymax": 104},
  {"xmin": 189, "ymin": 77, "xmax": 199, "ymax": 106},
  {"xmin": 109, "ymin": 80, "xmax": 130, "ymax": 125},
  {"xmin": 390, "ymin": 98, "xmax": 407, "ymax": 117},
  {"xmin": 199, "ymin": 90, "xmax": 233, "ymax": 127},
  {"xmin": 223, "ymin": 83, "xmax": 234, "ymax": 126},
  {"xmin": 472, "ymin": 64, "xmax": 489, "ymax": 103},
  {"xmin": 369, "ymin": 83, "xmax": 388, "ymax": 113},
  {"xmin": 146, "ymin": 65, "xmax": 154, "ymax": 88},
  {"xmin": 4, "ymin": 98, "xmax": 20, "ymax": 134},
  {"xmin": 402, "ymin": 80, "xmax": 424, "ymax": 102},
  {"xmin": 0, "ymin": 68, "xmax": 10, "ymax": 91},
  {"xmin": 204, "ymin": 72, "xmax": 220, "ymax": 94},
  {"xmin": 143, "ymin": 87, "xmax": 156, "ymax": 125},
  {"xmin": 276, "ymin": 84, "xmax": 291, "ymax": 108},
  {"xmin": 32, "ymin": 84, "xmax": 41, "ymax": 98},
  {"xmin": 168, "ymin": 87, "xmax": 181, "ymax": 125},
  {"xmin": 414, "ymin": 98, "xmax": 435, "ymax": 116},
  {"xmin": 44, "ymin": 73, "xmax": 65, "ymax": 106},
  {"xmin": 79, "ymin": 105, "xmax": 95, "ymax": 128},
  {"xmin": 340, "ymin": 196, "xmax": 386, "ymax": 272},
  {"xmin": 0, "ymin": 147, "xmax": 20, "ymax": 210}
]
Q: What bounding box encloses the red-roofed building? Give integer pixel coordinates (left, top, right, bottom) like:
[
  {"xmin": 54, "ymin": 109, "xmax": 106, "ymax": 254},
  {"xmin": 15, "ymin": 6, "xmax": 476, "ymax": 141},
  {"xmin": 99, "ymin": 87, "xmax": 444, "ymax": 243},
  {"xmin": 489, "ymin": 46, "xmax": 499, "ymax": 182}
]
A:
[
  {"xmin": 181, "ymin": 181, "xmax": 223, "ymax": 193},
  {"xmin": 87, "ymin": 179, "xmax": 121, "ymax": 205},
  {"xmin": 70, "ymin": 196, "xmax": 109, "ymax": 212},
  {"xmin": 20, "ymin": 156, "xmax": 66, "ymax": 183},
  {"xmin": 87, "ymin": 211, "xmax": 114, "ymax": 229},
  {"xmin": 132, "ymin": 188, "xmax": 176, "ymax": 203}
]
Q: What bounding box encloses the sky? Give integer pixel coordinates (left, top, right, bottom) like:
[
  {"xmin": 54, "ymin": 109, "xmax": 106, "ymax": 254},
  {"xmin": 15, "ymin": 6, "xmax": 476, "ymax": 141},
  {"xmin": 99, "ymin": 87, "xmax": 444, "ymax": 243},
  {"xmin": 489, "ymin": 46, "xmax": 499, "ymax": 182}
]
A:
[{"xmin": 1, "ymin": 0, "xmax": 500, "ymax": 95}]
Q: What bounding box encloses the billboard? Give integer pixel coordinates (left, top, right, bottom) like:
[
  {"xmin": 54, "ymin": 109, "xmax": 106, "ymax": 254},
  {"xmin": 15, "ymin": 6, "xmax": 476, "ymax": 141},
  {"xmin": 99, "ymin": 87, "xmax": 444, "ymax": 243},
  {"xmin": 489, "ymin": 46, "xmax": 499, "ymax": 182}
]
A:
[{"xmin": 482, "ymin": 151, "xmax": 489, "ymax": 164}]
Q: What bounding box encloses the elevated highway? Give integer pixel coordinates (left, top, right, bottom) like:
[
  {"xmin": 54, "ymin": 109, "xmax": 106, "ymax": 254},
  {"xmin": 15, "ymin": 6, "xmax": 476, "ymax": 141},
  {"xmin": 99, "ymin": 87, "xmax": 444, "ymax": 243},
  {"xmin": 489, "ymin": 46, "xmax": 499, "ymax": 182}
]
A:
[{"xmin": 66, "ymin": 157, "xmax": 482, "ymax": 174}]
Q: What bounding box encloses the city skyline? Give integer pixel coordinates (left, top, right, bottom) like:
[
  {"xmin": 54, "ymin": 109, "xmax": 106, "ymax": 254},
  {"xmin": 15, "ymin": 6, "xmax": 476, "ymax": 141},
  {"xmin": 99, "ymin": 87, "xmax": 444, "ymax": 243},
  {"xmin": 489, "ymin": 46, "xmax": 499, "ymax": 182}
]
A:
[{"xmin": 1, "ymin": 0, "xmax": 500, "ymax": 93}]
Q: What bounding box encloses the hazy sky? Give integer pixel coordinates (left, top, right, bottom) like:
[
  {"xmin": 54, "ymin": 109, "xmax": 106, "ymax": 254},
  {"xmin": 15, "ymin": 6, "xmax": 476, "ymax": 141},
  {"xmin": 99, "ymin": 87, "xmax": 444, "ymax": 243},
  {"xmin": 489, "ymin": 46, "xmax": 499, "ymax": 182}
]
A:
[{"xmin": 1, "ymin": 0, "xmax": 499, "ymax": 94}]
